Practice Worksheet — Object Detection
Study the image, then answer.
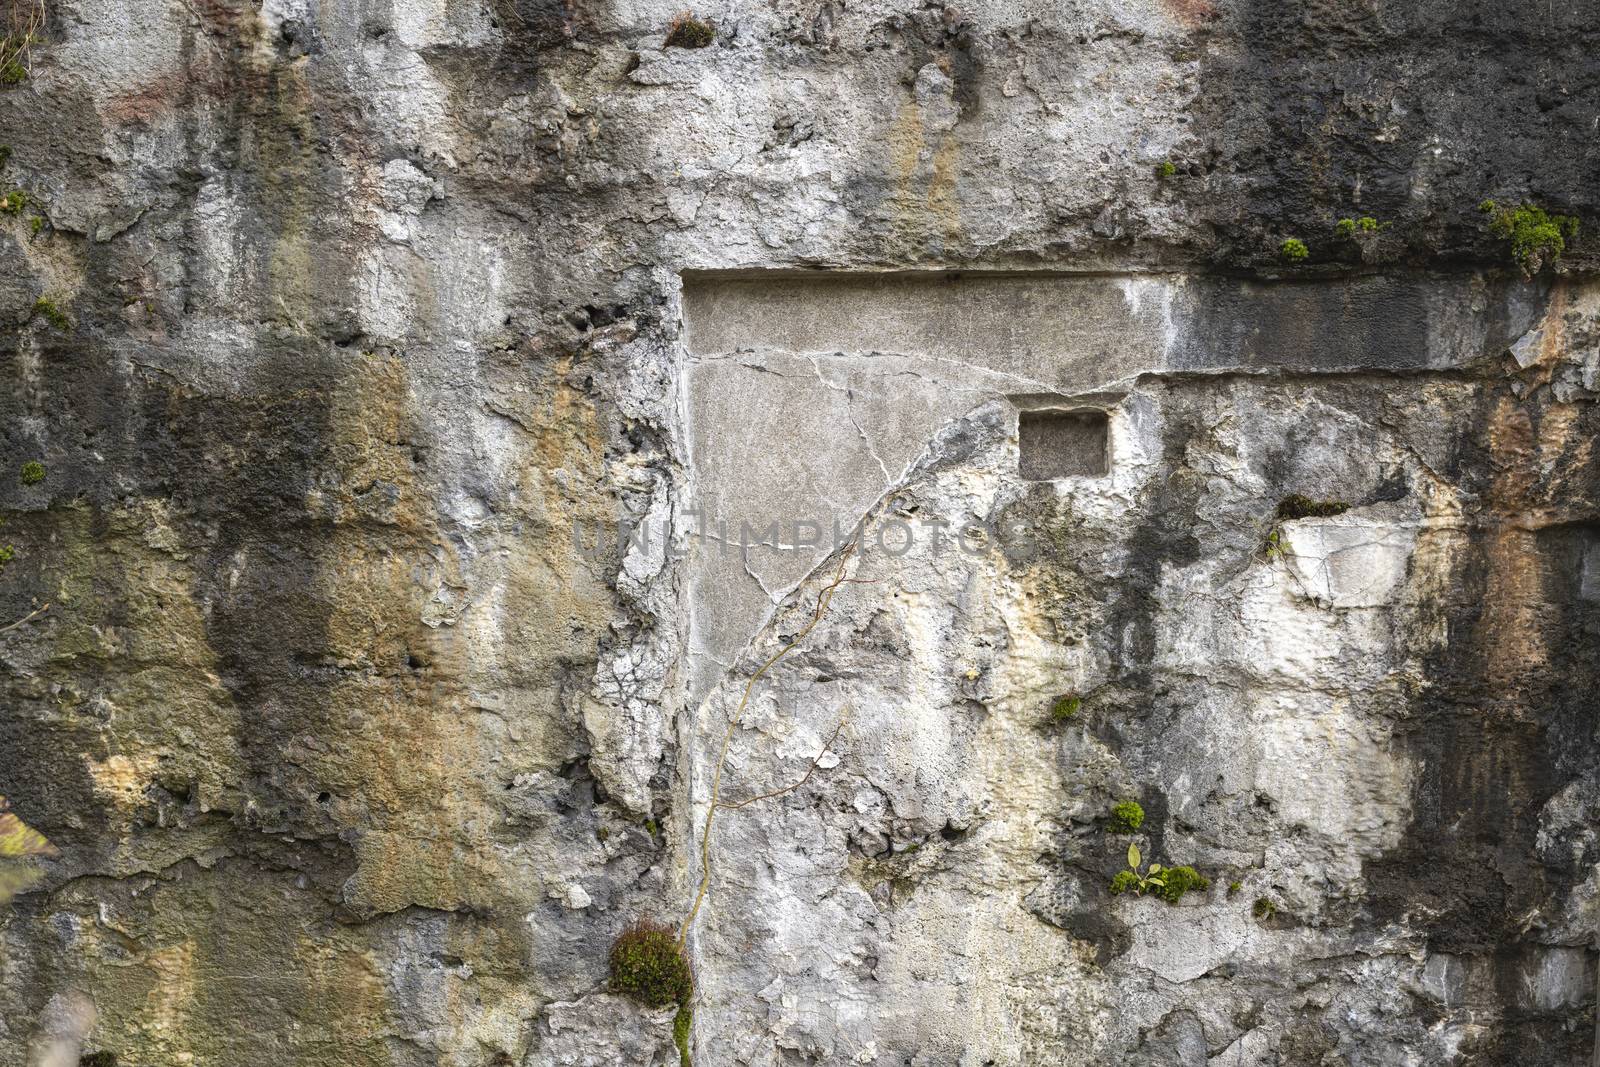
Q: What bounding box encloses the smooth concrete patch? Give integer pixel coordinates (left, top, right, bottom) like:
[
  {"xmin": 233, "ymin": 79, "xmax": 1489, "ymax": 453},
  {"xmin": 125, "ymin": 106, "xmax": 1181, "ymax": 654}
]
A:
[{"xmin": 678, "ymin": 271, "xmax": 1542, "ymax": 700}]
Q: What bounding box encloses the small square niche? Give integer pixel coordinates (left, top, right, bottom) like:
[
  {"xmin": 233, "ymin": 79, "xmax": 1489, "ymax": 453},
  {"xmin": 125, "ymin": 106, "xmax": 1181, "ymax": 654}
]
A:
[{"xmin": 1018, "ymin": 409, "xmax": 1109, "ymax": 480}]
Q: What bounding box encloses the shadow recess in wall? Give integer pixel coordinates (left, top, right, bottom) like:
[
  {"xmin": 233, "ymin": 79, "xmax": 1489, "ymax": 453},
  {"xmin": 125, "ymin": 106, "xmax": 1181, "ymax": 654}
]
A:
[{"xmin": 1018, "ymin": 409, "xmax": 1109, "ymax": 480}]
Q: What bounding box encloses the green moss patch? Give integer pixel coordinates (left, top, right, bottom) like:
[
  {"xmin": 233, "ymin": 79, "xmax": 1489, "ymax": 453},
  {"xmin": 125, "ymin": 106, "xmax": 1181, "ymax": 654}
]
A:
[
  {"xmin": 1049, "ymin": 695, "xmax": 1081, "ymax": 722},
  {"xmin": 673, "ymin": 1005, "xmax": 693, "ymax": 1067},
  {"xmin": 1108, "ymin": 800, "xmax": 1144, "ymax": 833},
  {"xmin": 1276, "ymin": 494, "xmax": 1349, "ymax": 520},
  {"xmin": 32, "ymin": 296, "xmax": 68, "ymax": 330},
  {"xmin": 1480, "ymin": 200, "xmax": 1579, "ymax": 276},
  {"xmin": 610, "ymin": 919, "xmax": 693, "ymax": 1009},
  {"xmin": 665, "ymin": 13, "xmax": 715, "ymax": 48}
]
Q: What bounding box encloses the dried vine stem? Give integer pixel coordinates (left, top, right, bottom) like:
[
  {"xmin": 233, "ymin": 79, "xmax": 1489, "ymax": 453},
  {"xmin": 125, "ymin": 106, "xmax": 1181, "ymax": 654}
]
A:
[
  {"xmin": 0, "ymin": 1, "xmax": 45, "ymax": 85},
  {"xmin": 0, "ymin": 603, "xmax": 47, "ymax": 634},
  {"xmin": 678, "ymin": 543, "xmax": 864, "ymax": 948}
]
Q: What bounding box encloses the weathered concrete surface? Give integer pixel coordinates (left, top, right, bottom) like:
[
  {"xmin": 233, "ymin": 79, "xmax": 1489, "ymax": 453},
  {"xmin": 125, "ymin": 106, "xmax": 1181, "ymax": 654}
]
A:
[{"xmin": 0, "ymin": 0, "xmax": 1596, "ymax": 1065}]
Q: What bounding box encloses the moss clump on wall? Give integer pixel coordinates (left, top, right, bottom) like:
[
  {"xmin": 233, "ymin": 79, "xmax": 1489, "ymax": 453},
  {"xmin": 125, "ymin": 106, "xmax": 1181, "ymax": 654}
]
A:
[
  {"xmin": 673, "ymin": 1005, "xmax": 693, "ymax": 1067},
  {"xmin": 31, "ymin": 296, "xmax": 68, "ymax": 329},
  {"xmin": 20, "ymin": 460, "xmax": 44, "ymax": 485},
  {"xmin": 1334, "ymin": 216, "xmax": 1381, "ymax": 238},
  {"xmin": 1279, "ymin": 238, "xmax": 1308, "ymax": 262},
  {"xmin": 664, "ymin": 13, "xmax": 715, "ymax": 48},
  {"xmin": 609, "ymin": 919, "xmax": 693, "ymax": 1009},
  {"xmin": 1480, "ymin": 200, "xmax": 1579, "ymax": 276},
  {"xmin": 1149, "ymin": 865, "xmax": 1208, "ymax": 904},
  {"xmin": 1276, "ymin": 494, "xmax": 1348, "ymax": 520},
  {"xmin": 1108, "ymin": 800, "xmax": 1145, "ymax": 833},
  {"xmin": 1050, "ymin": 695, "xmax": 1081, "ymax": 722}
]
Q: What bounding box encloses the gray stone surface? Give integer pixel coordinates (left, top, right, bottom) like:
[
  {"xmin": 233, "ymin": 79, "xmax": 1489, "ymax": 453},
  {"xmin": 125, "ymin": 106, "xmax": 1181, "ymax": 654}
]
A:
[{"xmin": 0, "ymin": 0, "xmax": 1597, "ymax": 1065}]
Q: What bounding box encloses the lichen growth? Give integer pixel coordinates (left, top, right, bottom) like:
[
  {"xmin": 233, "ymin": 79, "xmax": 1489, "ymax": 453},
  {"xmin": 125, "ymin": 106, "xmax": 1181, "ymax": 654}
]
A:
[
  {"xmin": 1480, "ymin": 199, "xmax": 1579, "ymax": 276},
  {"xmin": 32, "ymin": 296, "xmax": 68, "ymax": 329},
  {"xmin": 1108, "ymin": 800, "xmax": 1145, "ymax": 833},
  {"xmin": 664, "ymin": 12, "xmax": 715, "ymax": 48},
  {"xmin": 1050, "ymin": 694, "xmax": 1081, "ymax": 722},
  {"xmin": 19, "ymin": 460, "xmax": 44, "ymax": 485},
  {"xmin": 609, "ymin": 919, "xmax": 693, "ymax": 1009},
  {"xmin": 1276, "ymin": 494, "xmax": 1349, "ymax": 520},
  {"xmin": 1279, "ymin": 237, "xmax": 1309, "ymax": 262}
]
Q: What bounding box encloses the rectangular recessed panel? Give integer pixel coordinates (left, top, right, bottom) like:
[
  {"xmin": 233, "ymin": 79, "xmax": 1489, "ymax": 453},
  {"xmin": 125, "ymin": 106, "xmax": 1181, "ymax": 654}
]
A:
[{"xmin": 1018, "ymin": 410, "xmax": 1108, "ymax": 479}]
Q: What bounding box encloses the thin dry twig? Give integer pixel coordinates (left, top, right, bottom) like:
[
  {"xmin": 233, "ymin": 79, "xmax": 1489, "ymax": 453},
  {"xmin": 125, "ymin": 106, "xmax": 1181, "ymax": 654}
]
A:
[
  {"xmin": 678, "ymin": 543, "xmax": 862, "ymax": 947},
  {"xmin": 720, "ymin": 715, "xmax": 848, "ymax": 812},
  {"xmin": 0, "ymin": 602, "xmax": 48, "ymax": 634}
]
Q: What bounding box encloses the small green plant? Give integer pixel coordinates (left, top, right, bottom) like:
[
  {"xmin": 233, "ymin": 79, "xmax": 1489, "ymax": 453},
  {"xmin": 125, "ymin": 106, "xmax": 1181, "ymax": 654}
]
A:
[
  {"xmin": 1108, "ymin": 843, "xmax": 1209, "ymax": 904},
  {"xmin": 1108, "ymin": 800, "xmax": 1145, "ymax": 833},
  {"xmin": 1252, "ymin": 897, "xmax": 1277, "ymax": 921},
  {"xmin": 1228, "ymin": 880, "xmax": 1242, "ymax": 896},
  {"xmin": 1050, "ymin": 695, "xmax": 1081, "ymax": 722},
  {"xmin": 0, "ymin": 544, "xmax": 13, "ymax": 576},
  {"xmin": 1156, "ymin": 161, "xmax": 1177, "ymax": 179},
  {"xmin": 28, "ymin": 214, "xmax": 41, "ymax": 235},
  {"xmin": 1480, "ymin": 200, "xmax": 1579, "ymax": 276},
  {"xmin": 609, "ymin": 919, "xmax": 693, "ymax": 1009},
  {"xmin": 1279, "ymin": 237, "xmax": 1308, "ymax": 262},
  {"xmin": 19, "ymin": 461, "xmax": 44, "ymax": 485},
  {"xmin": 31, "ymin": 296, "xmax": 67, "ymax": 329},
  {"xmin": 0, "ymin": 188, "xmax": 23, "ymax": 214},
  {"xmin": 664, "ymin": 12, "xmax": 715, "ymax": 47},
  {"xmin": 1335, "ymin": 216, "xmax": 1382, "ymax": 239},
  {"xmin": 1276, "ymin": 494, "xmax": 1349, "ymax": 520}
]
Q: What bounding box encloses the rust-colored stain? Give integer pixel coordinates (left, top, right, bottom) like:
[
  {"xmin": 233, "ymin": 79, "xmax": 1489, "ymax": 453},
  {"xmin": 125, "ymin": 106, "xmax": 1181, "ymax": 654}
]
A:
[{"xmin": 1162, "ymin": 0, "xmax": 1220, "ymax": 26}]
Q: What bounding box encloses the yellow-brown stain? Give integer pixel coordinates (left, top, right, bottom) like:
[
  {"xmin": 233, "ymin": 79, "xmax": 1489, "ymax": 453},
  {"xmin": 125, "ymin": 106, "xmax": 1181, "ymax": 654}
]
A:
[{"xmin": 886, "ymin": 78, "xmax": 965, "ymax": 257}]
